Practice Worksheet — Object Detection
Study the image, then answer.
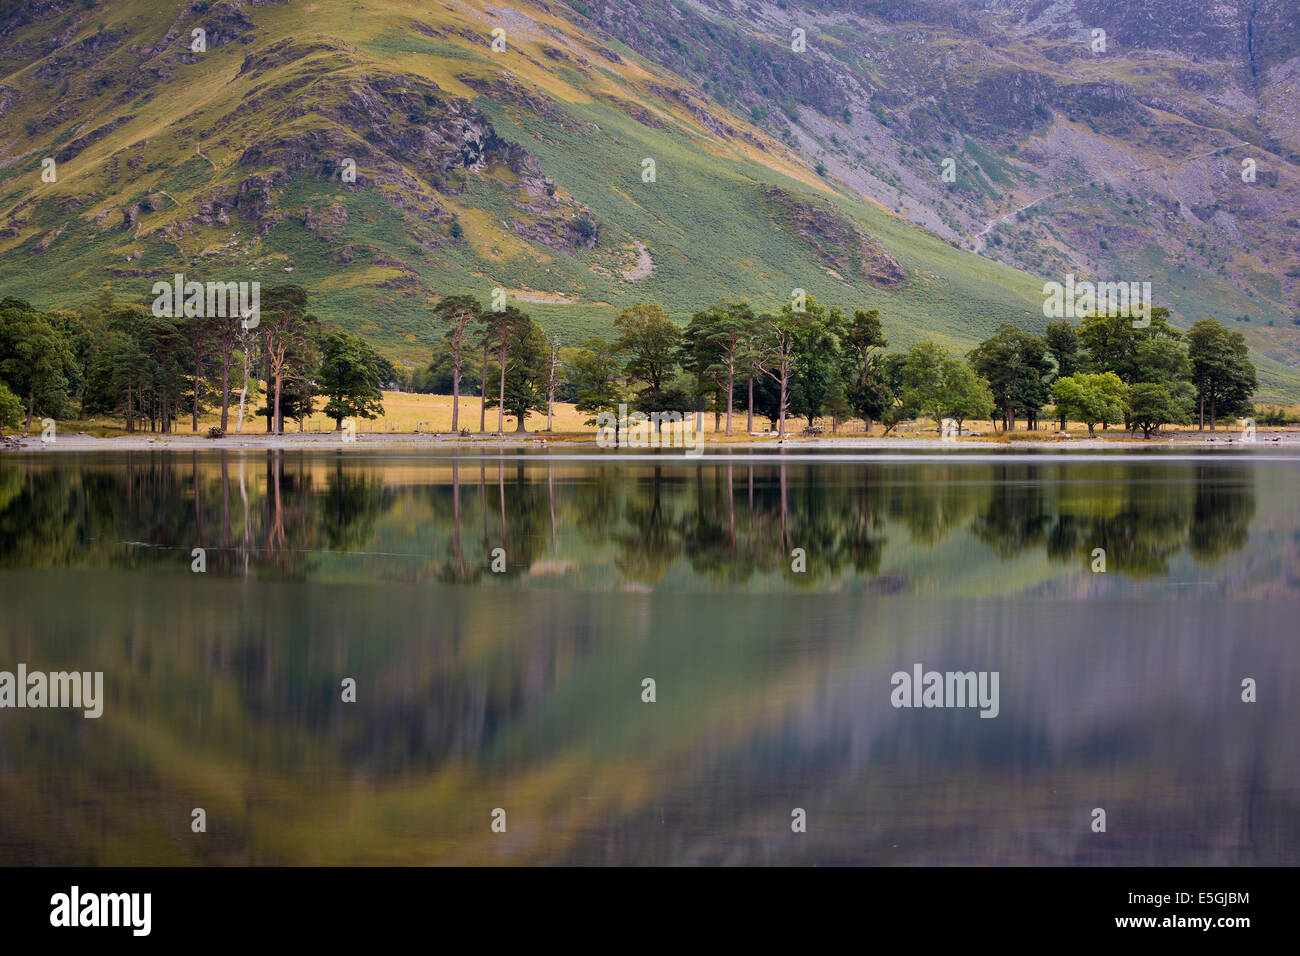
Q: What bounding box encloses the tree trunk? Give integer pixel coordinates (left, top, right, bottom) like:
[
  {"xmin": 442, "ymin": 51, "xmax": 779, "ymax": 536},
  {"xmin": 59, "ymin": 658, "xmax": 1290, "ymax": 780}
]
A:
[
  {"xmin": 263, "ymin": 352, "xmax": 272, "ymax": 432},
  {"xmin": 1209, "ymin": 392, "xmax": 1216, "ymax": 432},
  {"xmin": 546, "ymin": 345, "xmax": 556, "ymax": 433},
  {"xmin": 725, "ymin": 364, "xmax": 734, "ymax": 436},
  {"xmin": 496, "ymin": 341, "xmax": 506, "ymax": 435},
  {"xmin": 479, "ymin": 344, "xmax": 488, "ymax": 433},
  {"xmin": 192, "ymin": 352, "xmax": 201, "ymax": 431},
  {"xmin": 777, "ymin": 371, "xmax": 788, "ymax": 440},
  {"xmin": 747, "ymin": 373, "xmax": 754, "ymax": 434},
  {"xmin": 220, "ymin": 352, "xmax": 231, "ymax": 432},
  {"xmin": 451, "ymin": 336, "xmax": 461, "ymax": 434},
  {"xmin": 236, "ymin": 348, "xmax": 249, "ymax": 433},
  {"xmin": 273, "ymin": 370, "xmax": 283, "ymax": 435}
]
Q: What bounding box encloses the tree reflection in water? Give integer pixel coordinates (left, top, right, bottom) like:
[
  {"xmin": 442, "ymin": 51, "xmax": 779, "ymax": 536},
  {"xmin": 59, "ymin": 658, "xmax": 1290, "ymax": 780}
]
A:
[{"xmin": 0, "ymin": 452, "xmax": 1269, "ymax": 589}]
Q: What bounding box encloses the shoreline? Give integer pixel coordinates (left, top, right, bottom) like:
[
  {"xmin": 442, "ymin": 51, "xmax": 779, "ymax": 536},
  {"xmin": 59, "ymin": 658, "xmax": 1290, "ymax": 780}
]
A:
[{"xmin": 4, "ymin": 431, "xmax": 1296, "ymax": 453}]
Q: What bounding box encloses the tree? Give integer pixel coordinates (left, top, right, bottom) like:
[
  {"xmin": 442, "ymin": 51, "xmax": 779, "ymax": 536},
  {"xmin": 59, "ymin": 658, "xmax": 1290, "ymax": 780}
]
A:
[
  {"xmin": 614, "ymin": 304, "xmax": 681, "ymax": 409},
  {"xmin": 876, "ymin": 351, "xmax": 912, "ymax": 433},
  {"xmin": 748, "ymin": 368, "xmax": 784, "ymax": 430},
  {"xmin": 1078, "ymin": 306, "xmax": 1180, "ymax": 385},
  {"xmin": 259, "ymin": 285, "xmax": 313, "ymax": 434},
  {"xmin": 483, "ymin": 305, "xmax": 531, "ymax": 434},
  {"xmin": 1128, "ymin": 382, "xmax": 1180, "ymax": 438},
  {"xmin": 257, "ymin": 324, "xmax": 318, "ymax": 432},
  {"xmin": 680, "ymin": 311, "xmax": 718, "ymax": 434},
  {"xmin": 181, "ymin": 313, "xmax": 212, "ymax": 432},
  {"xmin": 0, "ymin": 302, "xmax": 78, "ymax": 430},
  {"xmin": 898, "ymin": 340, "xmax": 948, "ymax": 427},
  {"xmin": 269, "ymin": 373, "xmax": 318, "ymax": 432},
  {"xmin": 842, "ymin": 308, "xmax": 889, "ymax": 432},
  {"xmin": 318, "ymin": 329, "xmax": 385, "ymax": 430},
  {"xmin": 0, "ymin": 381, "xmax": 22, "ymax": 433},
  {"xmin": 53, "ymin": 305, "xmax": 101, "ymax": 420},
  {"xmin": 98, "ymin": 308, "xmax": 153, "ymax": 432},
  {"xmin": 689, "ymin": 301, "xmax": 754, "ymax": 436},
  {"xmin": 788, "ymin": 300, "xmax": 843, "ymax": 428},
  {"xmin": 1051, "ymin": 372, "xmax": 1129, "ymax": 438},
  {"xmin": 940, "ymin": 359, "xmax": 995, "ymax": 434},
  {"xmin": 545, "ymin": 335, "xmax": 563, "ymax": 432},
  {"xmin": 1046, "ymin": 319, "xmax": 1082, "ymax": 378},
  {"xmin": 235, "ymin": 325, "xmax": 259, "ymax": 433},
  {"xmin": 95, "ymin": 308, "xmax": 193, "ymax": 433},
  {"xmin": 419, "ymin": 341, "xmax": 481, "ymax": 395},
  {"xmin": 210, "ymin": 309, "xmax": 243, "ymax": 433},
  {"xmin": 375, "ymin": 355, "xmax": 400, "ymax": 390},
  {"xmin": 753, "ymin": 306, "xmax": 807, "ymax": 440},
  {"xmin": 489, "ymin": 316, "xmax": 548, "ymax": 432},
  {"xmin": 1045, "ymin": 319, "xmax": 1081, "ymax": 429},
  {"xmin": 434, "ymin": 294, "xmax": 482, "ymax": 433},
  {"xmin": 569, "ymin": 337, "xmax": 625, "ymax": 441},
  {"xmin": 1186, "ymin": 319, "xmax": 1257, "ymax": 431},
  {"xmin": 969, "ymin": 325, "xmax": 1052, "ymax": 431}
]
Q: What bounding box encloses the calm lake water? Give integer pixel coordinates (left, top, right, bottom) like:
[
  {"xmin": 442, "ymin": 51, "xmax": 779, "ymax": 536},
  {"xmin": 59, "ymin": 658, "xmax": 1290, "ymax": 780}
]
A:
[{"xmin": 1, "ymin": 447, "xmax": 1297, "ymax": 864}]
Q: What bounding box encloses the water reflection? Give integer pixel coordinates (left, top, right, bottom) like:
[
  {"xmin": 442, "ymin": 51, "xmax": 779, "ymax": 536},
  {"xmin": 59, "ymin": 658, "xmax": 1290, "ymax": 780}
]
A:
[
  {"xmin": 0, "ymin": 450, "xmax": 1297, "ymax": 865},
  {"xmin": 0, "ymin": 451, "xmax": 1287, "ymax": 592}
]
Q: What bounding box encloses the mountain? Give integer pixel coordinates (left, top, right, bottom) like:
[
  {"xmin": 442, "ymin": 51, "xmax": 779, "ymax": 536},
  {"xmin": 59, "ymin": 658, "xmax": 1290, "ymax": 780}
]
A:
[{"xmin": 1, "ymin": 0, "xmax": 1298, "ymax": 396}]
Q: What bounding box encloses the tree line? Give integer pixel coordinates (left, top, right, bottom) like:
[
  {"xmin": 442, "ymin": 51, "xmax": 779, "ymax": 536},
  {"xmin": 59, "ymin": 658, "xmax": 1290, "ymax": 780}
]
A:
[
  {"xmin": 0, "ymin": 287, "xmax": 390, "ymax": 435},
  {"xmin": 419, "ymin": 294, "xmax": 1263, "ymax": 439},
  {"xmin": 0, "ymin": 286, "xmax": 1267, "ymax": 439}
]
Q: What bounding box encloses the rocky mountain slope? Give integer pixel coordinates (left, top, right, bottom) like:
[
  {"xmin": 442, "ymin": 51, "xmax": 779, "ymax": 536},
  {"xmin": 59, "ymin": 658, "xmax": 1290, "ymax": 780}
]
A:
[
  {"xmin": 1, "ymin": 0, "xmax": 1297, "ymax": 395},
  {"xmin": 578, "ymin": 0, "xmax": 1300, "ymax": 391}
]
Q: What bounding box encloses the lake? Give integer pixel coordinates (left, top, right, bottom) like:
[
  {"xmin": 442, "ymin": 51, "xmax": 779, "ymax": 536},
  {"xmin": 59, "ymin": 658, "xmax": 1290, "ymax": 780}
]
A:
[{"xmin": 1, "ymin": 447, "xmax": 1297, "ymax": 864}]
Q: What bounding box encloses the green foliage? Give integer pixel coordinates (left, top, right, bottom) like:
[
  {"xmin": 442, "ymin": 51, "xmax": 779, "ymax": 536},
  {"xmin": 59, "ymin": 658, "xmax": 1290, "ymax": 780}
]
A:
[
  {"xmin": 260, "ymin": 285, "xmax": 318, "ymax": 434},
  {"xmin": 1128, "ymin": 382, "xmax": 1181, "ymax": 438},
  {"xmin": 319, "ymin": 329, "xmax": 386, "ymax": 428},
  {"xmin": 968, "ymin": 324, "xmax": 1052, "ymax": 429},
  {"xmin": 897, "ymin": 340, "xmax": 948, "ymax": 425},
  {"xmin": 841, "ymin": 308, "xmax": 890, "ymax": 428},
  {"xmin": 614, "ymin": 304, "xmax": 681, "ymax": 405},
  {"xmin": 0, "ymin": 300, "xmax": 80, "ymax": 425},
  {"xmin": 0, "ymin": 381, "xmax": 23, "ymax": 432},
  {"xmin": 787, "ymin": 298, "xmax": 843, "ymax": 426},
  {"xmin": 489, "ymin": 316, "xmax": 549, "ymax": 431},
  {"xmin": 1186, "ymin": 318, "xmax": 1257, "ymax": 426},
  {"xmin": 940, "ymin": 360, "xmax": 995, "ymax": 430},
  {"xmin": 1045, "ymin": 320, "xmax": 1081, "ymax": 380},
  {"xmin": 1051, "ymin": 372, "xmax": 1130, "ymax": 437},
  {"xmin": 567, "ymin": 337, "xmax": 626, "ymax": 425}
]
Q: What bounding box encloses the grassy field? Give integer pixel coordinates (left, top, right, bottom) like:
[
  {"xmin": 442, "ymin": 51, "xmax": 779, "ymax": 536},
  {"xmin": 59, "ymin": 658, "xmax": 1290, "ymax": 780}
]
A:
[{"xmin": 34, "ymin": 391, "xmax": 1297, "ymax": 441}]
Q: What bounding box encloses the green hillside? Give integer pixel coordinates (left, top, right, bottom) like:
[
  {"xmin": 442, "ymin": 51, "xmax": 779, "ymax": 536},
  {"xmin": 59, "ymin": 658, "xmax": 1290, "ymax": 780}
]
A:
[{"xmin": 1, "ymin": 0, "xmax": 1297, "ymax": 397}]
